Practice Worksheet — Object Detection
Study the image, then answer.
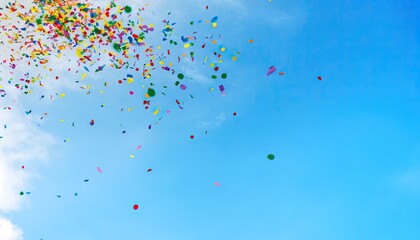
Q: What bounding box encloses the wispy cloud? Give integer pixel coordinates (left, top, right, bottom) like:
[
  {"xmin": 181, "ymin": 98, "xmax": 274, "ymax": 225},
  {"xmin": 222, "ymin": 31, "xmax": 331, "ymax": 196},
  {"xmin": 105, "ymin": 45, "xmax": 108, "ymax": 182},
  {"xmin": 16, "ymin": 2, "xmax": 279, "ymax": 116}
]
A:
[
  {"xmin": 395, "ymin": 169, "xmax": 420, "ymax": 193},
  {"xmin": 0, "ymin": 217, "xmax": 23, "ymax": 240},
  {"xmin": 0, "ymin": 95, "xmax": 55, "ymax": 239},
  {"xmin": 0, "ymin": 102, "xmax": 55, "ymax": 211},
  {"xmin": 196, "ymin": 112, "xmax": 226, "ymax": 129}
]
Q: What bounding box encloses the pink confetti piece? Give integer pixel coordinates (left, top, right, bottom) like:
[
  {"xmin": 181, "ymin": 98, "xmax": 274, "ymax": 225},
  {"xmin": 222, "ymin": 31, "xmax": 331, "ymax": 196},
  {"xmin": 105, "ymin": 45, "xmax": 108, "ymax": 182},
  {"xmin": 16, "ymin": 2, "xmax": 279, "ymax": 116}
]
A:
[
  {"xmin": 97, "ymin": 166, "xmax": 102, "ymax": 173},
  {"xmin": 214, "ymin": 181, "xmax": 220, "ymax": 187},
  {"xmin": 267, "ymin": 66, "xmax": 276, "ymax": 76}
]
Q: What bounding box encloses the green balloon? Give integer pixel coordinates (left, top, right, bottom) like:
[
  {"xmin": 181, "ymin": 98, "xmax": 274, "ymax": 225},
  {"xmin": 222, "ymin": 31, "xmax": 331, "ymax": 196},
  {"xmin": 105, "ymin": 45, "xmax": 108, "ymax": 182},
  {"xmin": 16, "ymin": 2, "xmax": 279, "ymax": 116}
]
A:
[
  {"xmin": 267, "ymin": 154, "xmax": 275, "ymax": 160},
  {"xmin": 221, "ymin": 73, "xmax": 227, "ymax": 79},
  {"xmin": 177, "ymin": 73, "xmax": 184, "ymax": 80},
  {"xmin": 147, "ymin": 88, "xmax": 156, "ymax": 97}
]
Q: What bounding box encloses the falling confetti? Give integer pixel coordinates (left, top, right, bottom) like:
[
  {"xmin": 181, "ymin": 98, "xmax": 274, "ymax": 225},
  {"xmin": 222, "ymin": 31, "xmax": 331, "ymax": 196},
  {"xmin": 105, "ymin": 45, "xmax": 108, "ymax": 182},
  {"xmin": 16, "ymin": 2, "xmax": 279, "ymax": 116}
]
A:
[{"xmin": 267, "ymin": 66, "xmax": 276, "ymax": 76}]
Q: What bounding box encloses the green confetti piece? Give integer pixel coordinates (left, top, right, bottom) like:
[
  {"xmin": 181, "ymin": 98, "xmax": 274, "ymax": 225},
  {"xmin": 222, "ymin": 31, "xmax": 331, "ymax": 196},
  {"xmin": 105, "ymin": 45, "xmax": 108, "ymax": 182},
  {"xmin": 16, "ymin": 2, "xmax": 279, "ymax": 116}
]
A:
[
  {"xmin": 113, "ymin": 43, "xmax": 121, "ymax": 52},
  {"xmin": 147, "ymin": 88, "xmax": 156, "ymax": 97},
  {"xmin": 124, "ymin": 6, "xmax": 132, "ymax": 13}
]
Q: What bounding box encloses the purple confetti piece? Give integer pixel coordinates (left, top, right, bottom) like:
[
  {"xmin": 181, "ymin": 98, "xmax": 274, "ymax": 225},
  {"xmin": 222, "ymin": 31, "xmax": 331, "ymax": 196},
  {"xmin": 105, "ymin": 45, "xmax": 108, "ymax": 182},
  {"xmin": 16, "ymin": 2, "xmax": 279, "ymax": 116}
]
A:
[{"xmin": 267, "ymin": 66, "xmax": 276, "ymax": 76}]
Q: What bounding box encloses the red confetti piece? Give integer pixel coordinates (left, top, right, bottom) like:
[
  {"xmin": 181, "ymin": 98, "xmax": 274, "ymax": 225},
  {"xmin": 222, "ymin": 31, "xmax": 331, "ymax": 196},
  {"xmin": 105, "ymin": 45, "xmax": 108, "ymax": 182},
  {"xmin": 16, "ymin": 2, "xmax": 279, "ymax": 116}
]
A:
[
  {"xmin": 317, "ymin": 76, "xmax": 322, "ymax": 81},
  {"xmin": 190, "ymin": 135, "xmax": 194, "ymax": 139},
  {"xmin": 133, "ymin": 204, "xmax": 139, "ymax": 210}
]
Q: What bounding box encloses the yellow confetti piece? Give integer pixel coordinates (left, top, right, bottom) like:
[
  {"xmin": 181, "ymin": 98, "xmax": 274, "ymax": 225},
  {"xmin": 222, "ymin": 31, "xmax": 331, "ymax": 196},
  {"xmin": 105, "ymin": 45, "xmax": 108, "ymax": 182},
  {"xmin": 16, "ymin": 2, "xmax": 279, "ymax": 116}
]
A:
[
  {"xmin": 184, "ymin": 43, "xmax": 190, "ymax": 49},
  {"xmin": 232, "ymin": 56, "xmax": 237, "ymax": 61},
  {"xmin": 129, "ymin": 155, "xmax": 135, "ymax": 159},
  {"xmin": 99, "ymin": 90, "xmax": 104, "ymax": 94},
  {"xmin": 81, "ymin": 73, "xmax": 87, "ymax": 80},
  {"xmin": 220, "ymin": 47, "xmax": 226, "ymax": 52},
  {"xmin": 59, "ymin": 93, "xmax": 65, "ymax": 98},
  {"xmin": 60, "ymin": 119, "xmax": 65, "ymax": 123},
  {"xmin": 211, "ymin": 39, "xmax": 217, "ymax": 44},
  {"xmin": 76, "ymin": 48, "xmax": 83, "ymax": 58},
  {"xmin": 159, "ymin": 60, "xmax": 164, "ymax": 65},
  {"xmin": 153, "ymin": 108, "xmax": 159, "ymax": 115},
  {"xmin": 209, "ymin": 88, "xmax": 214, "ymax": 92},
  {"xmin": 127, "ymin": 78, "xmax": 134, "ymax": 84},
  {"xmin": 212, "ymin": 22, "xmax": 217, "ymax": 28}
]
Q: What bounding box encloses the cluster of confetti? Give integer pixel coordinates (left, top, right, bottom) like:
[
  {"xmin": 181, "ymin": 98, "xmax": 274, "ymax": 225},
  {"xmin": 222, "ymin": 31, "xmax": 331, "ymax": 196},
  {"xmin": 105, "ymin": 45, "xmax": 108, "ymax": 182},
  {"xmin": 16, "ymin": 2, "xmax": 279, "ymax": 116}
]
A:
[
  {"xmin": 0, "ymin": 0, "xmax": 244, "ymax": 209},
  {"xmin": 0, "ymin": 0, "xmax": 323, "ymax": 214}
]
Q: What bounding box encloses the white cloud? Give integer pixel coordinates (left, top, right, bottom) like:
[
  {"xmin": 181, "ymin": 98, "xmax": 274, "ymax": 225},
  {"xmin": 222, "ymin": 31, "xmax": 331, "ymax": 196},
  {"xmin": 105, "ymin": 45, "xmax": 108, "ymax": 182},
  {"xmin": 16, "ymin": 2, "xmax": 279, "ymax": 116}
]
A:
[
  {"xmin": 0, "ymin": 103, "xmax": 54, "ymax": 212},
  {"xmin": 0, "ymin": 88, "xmax": 55, "ymax": 240},
  {"xmin": 196, "ymin": 112, "xmax": 226, "ymax": 129},
  {"xmin": 0, "ymin": 217, "xmax": 23, "ymax": 240}
]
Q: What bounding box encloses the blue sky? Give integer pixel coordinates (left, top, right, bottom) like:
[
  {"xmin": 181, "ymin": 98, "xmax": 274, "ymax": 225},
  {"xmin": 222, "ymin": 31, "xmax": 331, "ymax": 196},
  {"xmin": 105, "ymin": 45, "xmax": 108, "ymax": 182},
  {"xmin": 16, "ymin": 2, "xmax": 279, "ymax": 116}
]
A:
[{"xmin": 1, "ymin": 0, "xmax": 419, "ymax": 239}]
